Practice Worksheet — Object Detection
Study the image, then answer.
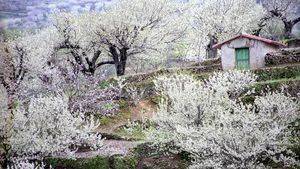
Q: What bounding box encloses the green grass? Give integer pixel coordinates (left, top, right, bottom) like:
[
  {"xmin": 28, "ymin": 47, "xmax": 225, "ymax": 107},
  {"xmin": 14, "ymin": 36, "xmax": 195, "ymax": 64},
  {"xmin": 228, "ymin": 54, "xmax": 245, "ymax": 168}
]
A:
[
  {"xmin": 255, "ymin": 75, "xmax": 300, "ymax": 84},
  {"xmin": 114, "ymin": 125, "xmax": 147, "ymax": 140},
  {"xmin": 99, "ymin": 108, "xmax": 131, "ymax": 127},
  {"xmin": 97, "ymin": 99, "xmax": 132, "ymax": 135},
  {"xmin": 47, "ymin": 156, "xmax": 109, "ymax": 169},
  {"xmin": 46, "ymin": 155, "xmax": 137, "ymax": 169},
  {"xmin": 253, "ymin": 64, "xmax": 300, "ymax": 82},
  {"xmin": 252, "ymin": 77, "xmax": 300, "ymax": 95},
  {"xmin": 114, "ymin": 121, "xmax": 155, "ymax": 141}
]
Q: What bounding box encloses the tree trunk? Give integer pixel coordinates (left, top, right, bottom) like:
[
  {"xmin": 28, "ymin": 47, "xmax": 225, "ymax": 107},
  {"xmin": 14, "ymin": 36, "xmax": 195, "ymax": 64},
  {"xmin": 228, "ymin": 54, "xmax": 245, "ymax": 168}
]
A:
[
  {"xmin": 115, "ymin": 63, "xmax": 126, "ymax": 76},
  {"xmin": 206, "ymin": 34, "xmax": 218, "ymax": 58},
  {"xmin": 283, "ymin": 21, "xmax": 293, "ymax": 39},
  {"xmin": 109, "ymin": 46, "xmax": 128, "ymax": 76},
  {"xmin": 118, "ymin": 48, "xmax": 128, "ymax": 76},
  {"xmin": 0, "ymin": 146, "xmax": 10, "ymax": 169},
  {"xmin": 252, "ymin": 16, "xmax": 271, "ymax": 36},
  {"xmin": 0, "ymin": 158, "xmax": 7, "ymax": 169},
  {"xmin": 6, "ymin": 91, "xmax": 15, "ymax": 129}
]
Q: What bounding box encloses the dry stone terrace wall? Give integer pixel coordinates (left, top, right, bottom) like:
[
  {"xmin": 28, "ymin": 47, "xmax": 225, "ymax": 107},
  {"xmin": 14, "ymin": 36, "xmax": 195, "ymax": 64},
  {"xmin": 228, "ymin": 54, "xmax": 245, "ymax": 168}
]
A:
[{"xmin": 266, "ymin": 47, "xmax": 300, "ymax": 66}]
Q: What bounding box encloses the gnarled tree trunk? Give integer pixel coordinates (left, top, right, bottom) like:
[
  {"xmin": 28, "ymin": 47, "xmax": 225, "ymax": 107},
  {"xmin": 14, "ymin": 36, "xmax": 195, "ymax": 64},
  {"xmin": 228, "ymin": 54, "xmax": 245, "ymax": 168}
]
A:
[
  {"xmin": 109, "ymin": 46, "xmax": 128, "ymax": 76},
  {"xmin": 283, "ymin": 20, "xmax": 294, "ymax": 39}
]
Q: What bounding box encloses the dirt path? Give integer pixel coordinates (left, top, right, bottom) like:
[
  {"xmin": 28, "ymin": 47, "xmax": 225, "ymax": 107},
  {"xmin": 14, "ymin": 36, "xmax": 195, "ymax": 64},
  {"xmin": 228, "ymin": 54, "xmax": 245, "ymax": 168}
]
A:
[
  {"xmin": 78, "ymin": 140, "xmax": 141, "ymax": 158},
  {"xmin": 68, "ymin": 100, "xmax": 156, "ymax": 159}
]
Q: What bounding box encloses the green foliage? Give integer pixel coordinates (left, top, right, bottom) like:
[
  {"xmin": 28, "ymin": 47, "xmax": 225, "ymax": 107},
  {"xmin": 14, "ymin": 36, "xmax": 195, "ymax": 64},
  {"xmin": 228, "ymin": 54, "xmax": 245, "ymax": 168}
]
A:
[
  {"xmin": 114, "ymin": 120, "xmax": 155, "ymax": 141},
  {"xmin": 99, "ymin": 111, "xmax": 131, "ymax": 127},
  {"xmin": 99, "ymin": 81, "xmax": 112, "ymax": 89},
  {"xmin": 178, "ymin": 151, "xmax": 192, "ymax": 163},
  {"xmin": 133, "ymin": 143, "xmax": 190, "ymax": 169},
  {"xmin": 115, "ymin": 125, "xmax": 146, "ymax": 141},
  {"xmin": 118, "ymin": 99, "xmax": 129, "ymax": 109},
  {"xmin": 282, "ymin": 38, "xmax": 298, "ymax": 44},
  {"xmin": 112, "ymin": 156, "xmax": 138, "ymax": 169},
  {"xmin": 99, "ymin": 116, "xmax": 112, "ymax": 126},
  {"xmin": 240, "ymin": 95, "xmax": 256, "ymax": 105},
  {"xmin": 240, "ymin": 78, "xmax": 300, "ymax": 104},
  {"xmin": 103, "ymin": 103, "xmax": 115, "ymax": 111},
  {"xmin": 150, "ymin": 95, "xmax": 163, "ymax": 105},
  {"xmin": 46, "ymin": 155, "xmax": 137, "ymax": 169},
  {"xmin": 46, "ymin": 156, "xmax": 109, "ymax": 169},
  {"xmin": 98, "ymin": 100, "xmax": 131, "ymax": 127},
  {"xmin": 192, "ymin": 72, "xmax": 210, "ymax": 81},
  {"xmin": 98, "ymin": 78, "xmax": 119, "ymax": 90},
  {"xmin": 253, "ymin": 65, "xmax": 300, "ymax": 81},
  {"xmin": 252, "ymin": 78, "xmax": 300, "ymax": 96}
]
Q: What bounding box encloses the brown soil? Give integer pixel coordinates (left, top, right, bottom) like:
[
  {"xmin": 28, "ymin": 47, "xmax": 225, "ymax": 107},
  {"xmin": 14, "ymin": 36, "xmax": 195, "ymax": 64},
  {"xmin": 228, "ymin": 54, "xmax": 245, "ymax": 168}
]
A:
[
  {"xmin": 130, "ymin": 99, "xmax": 157, "ymax": 122},
  {"xmin": 97, "ymin": 99, "xmax": 157, "ymax": 134}
]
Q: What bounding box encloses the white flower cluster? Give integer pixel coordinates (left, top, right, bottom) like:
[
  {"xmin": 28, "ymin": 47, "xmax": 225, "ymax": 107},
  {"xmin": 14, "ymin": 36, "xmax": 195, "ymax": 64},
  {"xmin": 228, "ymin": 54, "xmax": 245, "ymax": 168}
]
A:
[
  {"xmin": 186, "ymin": 0, "xmax": 265, "ymax": 57},
  {"xmin": 12, "ymin": 0, "xmax": 189, "ymax": 77},
  {"xmin": 7, "ymin": 159, "xmax": 49, "ymax": 169},
  {"xmin": 149, "ymin": 71, "xmax": 299, "ymax": 168},
  {"xmin": 10, "ymin": 94, "xmax": 103, "ymax": 158},
  {"xmin": 205, "ymin": 70, "xmax": 257, "ymax": 97},
  {"xmin": 11, "ymin": 27, "xmax": 63, "ymax": 74},
  {"xmin": 10, "ymin": 0, "xmax": 266, "ymax": 76}
]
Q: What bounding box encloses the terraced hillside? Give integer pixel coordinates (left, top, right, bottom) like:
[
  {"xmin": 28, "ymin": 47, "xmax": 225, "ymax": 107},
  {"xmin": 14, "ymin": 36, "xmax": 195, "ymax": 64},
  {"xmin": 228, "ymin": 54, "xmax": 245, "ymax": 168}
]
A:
[{"xmin": 46, "ymin": 61, "xmax": 300, "ymax": 169}]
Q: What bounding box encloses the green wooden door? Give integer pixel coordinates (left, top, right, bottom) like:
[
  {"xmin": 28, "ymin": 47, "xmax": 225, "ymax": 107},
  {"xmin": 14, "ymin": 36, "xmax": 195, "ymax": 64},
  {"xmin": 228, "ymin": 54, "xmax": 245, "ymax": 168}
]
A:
[{"xmin": 235, "ymin": 48, "xmax": 250, "ymax": 70}]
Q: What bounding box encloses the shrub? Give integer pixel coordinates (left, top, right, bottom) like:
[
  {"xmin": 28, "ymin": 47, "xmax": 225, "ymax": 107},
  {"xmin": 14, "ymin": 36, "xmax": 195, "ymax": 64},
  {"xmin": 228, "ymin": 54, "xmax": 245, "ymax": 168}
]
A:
[
  {"xmin": 149, "ymin": 71, "xmax": 299, "ymax": 168},
  {"xmin": 10, "ymin": 94, "xmax": 103, "ymax": 158},
  {"xmin": 7, "ymin": 159, "xmax": 47, "ymax": 169}
]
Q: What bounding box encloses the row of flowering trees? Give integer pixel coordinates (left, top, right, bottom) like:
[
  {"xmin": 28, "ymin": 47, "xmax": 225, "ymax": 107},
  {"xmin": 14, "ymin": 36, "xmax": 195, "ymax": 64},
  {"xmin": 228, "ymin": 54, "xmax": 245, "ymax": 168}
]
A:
[
  {"xmin": 148, "ymin": 71, "xmax": 299, "ymax": 168},
  {"xmin": 2, "ymin": 0, "xmax": 266, "ymax": 78},
  {"xmin": 0, "ymin": 0, "xmax": 297, "ymax": 168},
  {"xmin": 1, "ymin": 0, "xmax": 298, "ymax": 77},
  {"xmin": 0, "ymin": 41, "xmax": 107, "ymax": 168}
]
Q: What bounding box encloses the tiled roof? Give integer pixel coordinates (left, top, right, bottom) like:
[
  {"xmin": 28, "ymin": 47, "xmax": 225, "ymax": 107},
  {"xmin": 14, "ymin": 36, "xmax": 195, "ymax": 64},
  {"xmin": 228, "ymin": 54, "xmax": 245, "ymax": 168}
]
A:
[{"xmin": 212, "ymin": 34, "xmax": 287, "ymax": 49}]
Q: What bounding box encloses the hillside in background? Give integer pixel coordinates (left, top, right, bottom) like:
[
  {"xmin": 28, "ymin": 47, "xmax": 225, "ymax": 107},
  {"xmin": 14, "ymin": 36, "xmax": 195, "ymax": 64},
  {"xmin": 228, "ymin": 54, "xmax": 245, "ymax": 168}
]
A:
[
  {"xmin": 0, "ymin": 0, "xmax": 299, "ymax": 37},
  {"xmin": 0, "ymin": 0, "xmax": 114, "ymax": 30}
]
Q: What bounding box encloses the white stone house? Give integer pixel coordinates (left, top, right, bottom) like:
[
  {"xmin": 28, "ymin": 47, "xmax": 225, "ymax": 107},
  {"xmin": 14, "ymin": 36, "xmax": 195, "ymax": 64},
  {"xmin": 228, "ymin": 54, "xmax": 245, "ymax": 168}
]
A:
[{"xmin": 212, "ymin": 34, "xmax": 286, "ymax": 70}]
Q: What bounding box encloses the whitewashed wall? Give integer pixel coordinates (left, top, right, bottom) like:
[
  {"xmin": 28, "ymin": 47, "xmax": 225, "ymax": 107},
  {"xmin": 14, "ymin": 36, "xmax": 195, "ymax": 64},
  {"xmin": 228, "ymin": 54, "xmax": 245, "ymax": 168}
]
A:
[{"xmin": 220, "ymin": 38, "xmax": 278, "ymax": 70}]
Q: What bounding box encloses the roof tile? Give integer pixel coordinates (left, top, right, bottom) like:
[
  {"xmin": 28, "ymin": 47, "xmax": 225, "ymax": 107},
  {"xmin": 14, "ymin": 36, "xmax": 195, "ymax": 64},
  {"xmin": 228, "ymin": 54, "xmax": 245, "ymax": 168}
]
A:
[{"xmin": 212, "ymin": 34, "xmax": 287, "ymax": 49}]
